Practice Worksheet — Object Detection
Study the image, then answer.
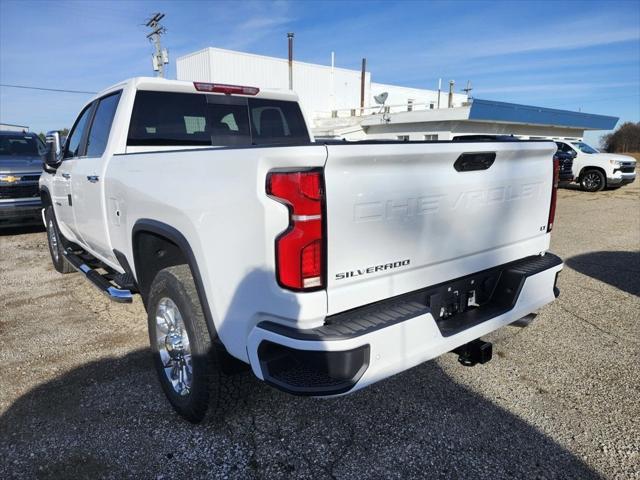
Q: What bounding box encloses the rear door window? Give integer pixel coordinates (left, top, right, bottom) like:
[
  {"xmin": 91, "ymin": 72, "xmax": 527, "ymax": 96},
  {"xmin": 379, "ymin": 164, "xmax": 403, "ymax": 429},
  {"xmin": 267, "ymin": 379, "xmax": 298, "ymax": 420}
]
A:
[
  {"xmin": 86, "ymin": 91, "xmax": 122, "ymax": 157},
  {"xmin": 556, "ymin": 142, "xmax": 575, "ymax": 154}
]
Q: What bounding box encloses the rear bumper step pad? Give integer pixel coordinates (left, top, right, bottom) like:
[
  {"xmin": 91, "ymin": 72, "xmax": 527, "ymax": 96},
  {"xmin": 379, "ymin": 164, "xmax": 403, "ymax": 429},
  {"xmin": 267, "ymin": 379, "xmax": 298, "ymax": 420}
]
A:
[{"xmin": 259, "ymin": 253, "xmax": 563, "ymax": 341}]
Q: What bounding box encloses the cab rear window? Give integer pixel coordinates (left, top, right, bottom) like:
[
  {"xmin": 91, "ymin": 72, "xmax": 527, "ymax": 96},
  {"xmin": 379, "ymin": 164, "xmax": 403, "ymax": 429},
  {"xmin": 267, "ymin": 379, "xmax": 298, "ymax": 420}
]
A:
[{"xmin": 127, "ymin": 91, "xmax": 309, "ymax": 147}]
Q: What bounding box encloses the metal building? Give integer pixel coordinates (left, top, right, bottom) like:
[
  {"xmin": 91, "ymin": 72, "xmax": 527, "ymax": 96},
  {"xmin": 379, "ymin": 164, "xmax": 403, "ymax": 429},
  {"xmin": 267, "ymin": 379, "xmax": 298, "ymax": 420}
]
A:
[
  {"xmin": 176, "ymin": 47, "xmax": 467, "ymax": 121},
  {"xmin": 176, "ymin": 47, "xmax": 618, "ymax": 142}
]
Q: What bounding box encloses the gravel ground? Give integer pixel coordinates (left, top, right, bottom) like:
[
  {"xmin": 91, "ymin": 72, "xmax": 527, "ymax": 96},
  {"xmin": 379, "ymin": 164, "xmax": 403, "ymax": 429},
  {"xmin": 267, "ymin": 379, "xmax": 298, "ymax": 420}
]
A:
[{"xmin": 1, "ymin": 182, "xmax": 638, "ymax": 479}]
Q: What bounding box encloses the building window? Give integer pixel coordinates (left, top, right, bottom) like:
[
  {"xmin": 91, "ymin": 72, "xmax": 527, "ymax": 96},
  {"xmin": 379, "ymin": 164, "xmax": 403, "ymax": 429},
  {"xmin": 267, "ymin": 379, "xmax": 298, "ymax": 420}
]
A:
[
  {"xmin": 407, "ymin": 99, "xmax": 414, "ymax": 112},
  {"xmin": 397, "ymin": 135, "xmax": 410, "ymax": 141},
  {"xmin": 424, "ymin": 134, "xmax": 438, "ymax": 141}
]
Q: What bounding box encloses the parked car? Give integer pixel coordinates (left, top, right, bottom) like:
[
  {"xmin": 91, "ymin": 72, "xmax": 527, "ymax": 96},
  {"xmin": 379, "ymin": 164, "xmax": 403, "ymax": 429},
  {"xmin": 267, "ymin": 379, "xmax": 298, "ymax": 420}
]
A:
[
  {"xmin": 555, "ymin": 140, "xmax": 636, "ymax": 192},
  {"xmin": 40, "ymin": 77, "xmax": 563, "ymax": 423},
  {"xmin": 0, "ymin": 131, "xmax": 46, "ymax": 227},
  {"xmin": 554, "ymin": 150, "xmax": 575, "ymax": 183}
]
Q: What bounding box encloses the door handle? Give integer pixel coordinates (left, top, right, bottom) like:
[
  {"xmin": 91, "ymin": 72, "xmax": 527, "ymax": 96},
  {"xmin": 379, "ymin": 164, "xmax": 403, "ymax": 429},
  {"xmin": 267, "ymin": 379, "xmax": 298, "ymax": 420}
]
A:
[
  {"xmin": 87, "ymin": 175, "xmax": 99, "ymax": 183},
  {"xmin": 61, "ymin": 173, "xmax": 71, "ymax": 179}
]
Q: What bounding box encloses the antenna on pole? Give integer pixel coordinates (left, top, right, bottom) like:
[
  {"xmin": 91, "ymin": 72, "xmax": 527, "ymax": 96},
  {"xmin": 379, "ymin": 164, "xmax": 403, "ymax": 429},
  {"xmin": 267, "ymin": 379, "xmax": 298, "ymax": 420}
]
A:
[
  {"xmin": 462, "ymin": 80, "xmax": 473, "ymax": 98},
  {"xmin": 145, "ymin": 13, "xmax": 168, "ymax": 78}
]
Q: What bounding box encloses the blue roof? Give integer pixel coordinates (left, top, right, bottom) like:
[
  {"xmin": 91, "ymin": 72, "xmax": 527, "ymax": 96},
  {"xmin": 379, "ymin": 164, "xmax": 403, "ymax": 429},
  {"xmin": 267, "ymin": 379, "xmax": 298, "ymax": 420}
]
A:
[{"xmin": 469, "ymin": 99, "xmax": 618, "ymax": 130}]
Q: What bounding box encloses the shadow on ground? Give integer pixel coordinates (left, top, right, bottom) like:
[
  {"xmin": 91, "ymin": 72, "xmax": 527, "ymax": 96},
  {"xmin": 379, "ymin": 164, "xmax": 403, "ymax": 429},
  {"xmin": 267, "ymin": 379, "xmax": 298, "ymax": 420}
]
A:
[
  {"xmin": 559, "ymin": 182, "xmax": 582, "ymax": 191},
  {"xmin": 0, "ymin": 224, "xmax": 45, "ymax": 237},
  {"xmin": 0, "ymin": 349, "xmax": 599, "ymax": 479},
  {"xmin": 566, "ymin": 250, "xmax": 640, "ymax": 296}
]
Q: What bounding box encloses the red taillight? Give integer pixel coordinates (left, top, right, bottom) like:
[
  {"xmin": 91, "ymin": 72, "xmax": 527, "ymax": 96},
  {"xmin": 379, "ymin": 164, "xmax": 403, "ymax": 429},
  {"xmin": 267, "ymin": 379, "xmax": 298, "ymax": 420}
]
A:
[
  {"xmin": 267, "ymin": 170, "xmax": 324, "ymax": 290},
  {"xmin": 193, "ymin": 82, "xmax": 259, "ymax": 95},
  {"xmin": 547, "ymin": 157, "xmax": 560, "ymax": 232}
]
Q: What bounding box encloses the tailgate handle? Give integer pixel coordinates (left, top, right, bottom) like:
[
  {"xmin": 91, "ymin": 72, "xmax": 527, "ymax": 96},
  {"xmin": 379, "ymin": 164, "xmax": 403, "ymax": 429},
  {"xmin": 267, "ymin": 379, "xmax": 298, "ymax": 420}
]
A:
[{"xmin": 454, "ymin": 152, "xmax": 496, "ymax": 172}]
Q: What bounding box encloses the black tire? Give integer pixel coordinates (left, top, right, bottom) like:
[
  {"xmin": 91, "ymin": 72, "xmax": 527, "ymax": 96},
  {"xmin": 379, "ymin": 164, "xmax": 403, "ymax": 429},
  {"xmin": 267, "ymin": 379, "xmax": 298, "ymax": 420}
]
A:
[
  {"xmin": 45, "ymin": 206, "xmax": 74, "ymax": 274},
  {"xmin": 580, "ymin": 169, "xmax": 606, "ymax": 192},
  {"xmin": 147, "ymin": 265, "xmax": 219, "ymax": 423}
]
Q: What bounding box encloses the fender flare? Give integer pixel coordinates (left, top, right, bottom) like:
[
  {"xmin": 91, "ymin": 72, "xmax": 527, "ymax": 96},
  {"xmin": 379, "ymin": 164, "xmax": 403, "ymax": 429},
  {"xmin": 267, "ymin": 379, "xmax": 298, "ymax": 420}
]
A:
[
  {"xmin": 39, "ymin": 184, "xmax": 52, "ymax": 207},
  {"xmin": 131, "ymin": 219, "xmax": 219, "ymax": 343}
]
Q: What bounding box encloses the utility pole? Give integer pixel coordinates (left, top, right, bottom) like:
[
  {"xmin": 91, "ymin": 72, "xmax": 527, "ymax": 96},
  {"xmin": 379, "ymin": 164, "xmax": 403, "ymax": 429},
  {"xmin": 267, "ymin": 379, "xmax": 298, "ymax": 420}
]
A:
[
  {"xmin": 145, "ymin": 13, "xmax": 168, "ymax": 78},
  {"xmin": 462, "ymin": 80, "xmax": 473, "ymax": 99}
]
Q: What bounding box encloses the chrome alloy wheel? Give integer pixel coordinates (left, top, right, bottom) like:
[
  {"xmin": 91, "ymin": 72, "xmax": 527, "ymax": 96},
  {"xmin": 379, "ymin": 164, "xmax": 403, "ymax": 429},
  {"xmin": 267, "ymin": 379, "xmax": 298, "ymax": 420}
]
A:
[
  {"xmin": 155, "ymin": 297, "xmax": 193, "ymax": 396},
  {"xmin": 48, "ymin": 219, "xmax": 59, "ymax": 262},
  {"xmin": 584, "ymin": 172, "xmax": 602, "ymax": 190}
]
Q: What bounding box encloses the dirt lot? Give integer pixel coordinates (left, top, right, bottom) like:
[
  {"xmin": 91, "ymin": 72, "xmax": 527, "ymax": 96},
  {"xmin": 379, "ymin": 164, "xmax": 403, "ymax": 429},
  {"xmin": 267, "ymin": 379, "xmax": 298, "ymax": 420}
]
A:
[{"xmin": 1, "ymin": 182, "xmax": 639, "ymax": 480}]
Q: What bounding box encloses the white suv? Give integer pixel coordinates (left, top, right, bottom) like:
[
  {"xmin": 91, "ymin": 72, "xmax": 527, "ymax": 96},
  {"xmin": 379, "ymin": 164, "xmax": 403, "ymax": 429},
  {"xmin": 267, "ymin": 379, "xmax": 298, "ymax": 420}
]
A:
[{"xmin": 555, "ymin": 140, "xmax": 636, "ymax": 192}]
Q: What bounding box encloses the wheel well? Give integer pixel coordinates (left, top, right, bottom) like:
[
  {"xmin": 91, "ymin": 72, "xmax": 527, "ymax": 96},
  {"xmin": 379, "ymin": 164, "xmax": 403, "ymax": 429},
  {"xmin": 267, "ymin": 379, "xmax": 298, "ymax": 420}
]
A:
[
  {"xmin": 579, "ymin": 166, "xmax": 606, "ymax": 181},
  {"xmin": 133, "ymin": 230, "xmax": 189, "ymax": 300},
  {"xmin": 131, "ymin": 222, "xmax": 249, "ymax": 373}
]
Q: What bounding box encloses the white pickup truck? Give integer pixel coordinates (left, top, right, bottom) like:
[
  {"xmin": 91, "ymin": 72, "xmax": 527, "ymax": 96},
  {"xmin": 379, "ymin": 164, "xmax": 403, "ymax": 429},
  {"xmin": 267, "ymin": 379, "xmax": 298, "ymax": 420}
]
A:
[
  {"xmin": 555, "ymin": 140, "xmax": 636, "ymax": 192},
  {"xmin": 40, "ymin": 77, "xmax": 563, "ymax": 422}
]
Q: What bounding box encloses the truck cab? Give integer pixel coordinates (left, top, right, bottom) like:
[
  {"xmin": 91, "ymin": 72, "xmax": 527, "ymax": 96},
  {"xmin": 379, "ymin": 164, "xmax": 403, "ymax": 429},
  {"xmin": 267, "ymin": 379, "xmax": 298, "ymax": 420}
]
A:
[{"xmin": 555, "ymin": 140, "xmax": 636, "ymax": 192}]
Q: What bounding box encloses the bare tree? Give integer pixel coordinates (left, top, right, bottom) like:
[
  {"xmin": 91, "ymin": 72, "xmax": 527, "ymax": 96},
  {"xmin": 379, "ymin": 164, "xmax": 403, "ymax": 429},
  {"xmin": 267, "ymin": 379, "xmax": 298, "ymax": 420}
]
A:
[{"xmin": 601, "ymin": 122, "xmax": 640, "ymax": 153}]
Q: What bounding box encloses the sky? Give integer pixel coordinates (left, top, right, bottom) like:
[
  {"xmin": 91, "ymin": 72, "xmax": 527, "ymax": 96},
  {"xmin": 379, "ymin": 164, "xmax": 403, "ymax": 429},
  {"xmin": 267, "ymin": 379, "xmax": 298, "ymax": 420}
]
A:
[{"xmin": 1, "ymin": 0, "xmax": 639, "ymax": 145}]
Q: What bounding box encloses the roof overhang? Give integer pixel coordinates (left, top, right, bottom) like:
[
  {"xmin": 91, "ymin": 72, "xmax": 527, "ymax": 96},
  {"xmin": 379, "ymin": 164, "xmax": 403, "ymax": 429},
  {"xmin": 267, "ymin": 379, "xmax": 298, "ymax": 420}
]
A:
[
  {"xmin": 360, "ymin": 99, "xmax": 618, "ymax": 131},
  {"xmin": 469, "ymin": 99, "xmax": 618, "ymax": 130}
]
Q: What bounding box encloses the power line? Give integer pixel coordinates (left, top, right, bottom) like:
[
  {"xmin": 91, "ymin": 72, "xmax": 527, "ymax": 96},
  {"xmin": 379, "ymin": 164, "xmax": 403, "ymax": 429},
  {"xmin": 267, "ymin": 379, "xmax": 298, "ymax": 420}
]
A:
[{"xmin": 0, "ymin": 83, "xmax": 97, "ymax": 94}]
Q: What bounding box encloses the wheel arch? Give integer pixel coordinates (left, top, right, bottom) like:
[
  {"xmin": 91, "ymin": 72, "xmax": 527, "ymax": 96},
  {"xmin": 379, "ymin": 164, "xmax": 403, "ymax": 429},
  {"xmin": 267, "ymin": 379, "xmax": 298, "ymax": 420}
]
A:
[
  {"xmin": 579, "ymin": 166, "xmax": 607, "ymax": 181},
  {"xmin": 131, "ymin": 219, "xmax": 220, "ymax": 345}
]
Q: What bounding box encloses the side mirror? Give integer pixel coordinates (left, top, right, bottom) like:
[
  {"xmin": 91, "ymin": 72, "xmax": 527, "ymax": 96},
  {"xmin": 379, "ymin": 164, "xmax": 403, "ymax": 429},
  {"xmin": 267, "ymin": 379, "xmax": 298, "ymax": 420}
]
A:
[
  {"xmin": 569, "ymin": 150, "xmax": 577, "ymax": 158},
  {"xmin": 44, "ymin": 130, "xmax": 63, "ymax": 168}
]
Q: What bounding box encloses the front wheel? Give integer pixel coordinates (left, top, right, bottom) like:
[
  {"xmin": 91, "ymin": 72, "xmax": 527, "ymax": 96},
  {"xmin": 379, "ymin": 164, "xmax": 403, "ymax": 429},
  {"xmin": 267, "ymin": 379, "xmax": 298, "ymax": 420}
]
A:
[
  {"xmin": 580, "ymin": 169, "xmax": 605, "ymax": 192},
  {"xmin": 147, "ymin": 265, "xmax": 219, "ymax": 423},
  {"xmin": 45, "ymin": 206, "xmax": 74, "ymax": 274}
]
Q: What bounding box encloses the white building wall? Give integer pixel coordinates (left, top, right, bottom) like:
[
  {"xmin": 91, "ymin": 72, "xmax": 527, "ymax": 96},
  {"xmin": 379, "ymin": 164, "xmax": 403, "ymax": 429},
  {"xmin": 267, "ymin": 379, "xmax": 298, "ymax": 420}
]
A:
[
  {"xmin": 176, "ymin": 49, "xmax": 211, "ymax": 84},
  {"xmin": 177, "ymin": 48, "xmax": 371, "ymax": 120}
]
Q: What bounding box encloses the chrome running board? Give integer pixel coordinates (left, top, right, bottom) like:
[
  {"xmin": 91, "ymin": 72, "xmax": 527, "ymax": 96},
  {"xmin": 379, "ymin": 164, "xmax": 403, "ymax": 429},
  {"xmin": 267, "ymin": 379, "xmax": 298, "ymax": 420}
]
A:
[{"xmin": 63, "ymin": 250, "xmax": 133, "ymax": 303}]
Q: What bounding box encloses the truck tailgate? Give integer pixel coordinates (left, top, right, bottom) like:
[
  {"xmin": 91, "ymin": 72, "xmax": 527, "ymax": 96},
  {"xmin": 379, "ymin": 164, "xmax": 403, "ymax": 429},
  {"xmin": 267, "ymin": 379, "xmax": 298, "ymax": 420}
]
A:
[{"xmin": 324, "ymin": 141, "xmax": 557, "ymax": 314}]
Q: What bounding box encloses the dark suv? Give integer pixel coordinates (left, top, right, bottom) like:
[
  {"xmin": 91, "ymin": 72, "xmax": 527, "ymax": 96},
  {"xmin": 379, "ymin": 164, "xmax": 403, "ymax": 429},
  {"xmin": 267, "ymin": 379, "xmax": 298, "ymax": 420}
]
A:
[
  {"xmin": 0, "ymin": 131, "xmax": 46, "ymax": 227},
  {"xmin": 554, "ymin": 150, "xmax": 575, "ymax": 182}
]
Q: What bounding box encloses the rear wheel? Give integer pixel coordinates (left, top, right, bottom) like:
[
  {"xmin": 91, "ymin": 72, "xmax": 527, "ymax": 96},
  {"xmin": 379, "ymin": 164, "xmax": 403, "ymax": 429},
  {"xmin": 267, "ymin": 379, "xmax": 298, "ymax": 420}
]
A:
[
  {"xmin": 45, "ymin": 206, "xmax": 74, "ymax": 274},
  {"xmin": 580, "ymin": 169, "xmax": 605, "ymax": 192},
  {"xmin": 147, "ymin": 265, "xmax": 219, "ymax": 423}
]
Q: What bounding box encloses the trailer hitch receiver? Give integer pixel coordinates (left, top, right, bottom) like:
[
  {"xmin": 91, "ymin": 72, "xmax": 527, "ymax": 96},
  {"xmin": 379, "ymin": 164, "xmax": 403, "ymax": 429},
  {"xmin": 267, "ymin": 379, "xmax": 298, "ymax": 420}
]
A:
[{"xmin": 452, "ymin": 339, "xmax": 492, "ymax": 366}]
